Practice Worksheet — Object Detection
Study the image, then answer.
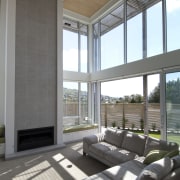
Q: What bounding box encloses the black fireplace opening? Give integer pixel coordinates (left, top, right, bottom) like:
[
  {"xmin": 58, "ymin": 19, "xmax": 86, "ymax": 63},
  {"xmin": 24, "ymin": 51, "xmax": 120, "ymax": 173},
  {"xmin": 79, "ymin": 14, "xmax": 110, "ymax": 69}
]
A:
[{"xmin": 17, "ymin": 127, "xmax": 54, "ymax": 152}]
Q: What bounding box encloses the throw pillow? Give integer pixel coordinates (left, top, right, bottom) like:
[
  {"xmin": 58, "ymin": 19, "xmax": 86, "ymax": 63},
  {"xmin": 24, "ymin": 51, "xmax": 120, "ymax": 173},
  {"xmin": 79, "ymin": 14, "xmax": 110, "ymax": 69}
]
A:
[
  {"xmin": 143, "ymin": 149, "xmax": 168, "ymax": 165},
  {"xmin": 138, "ymin": 157, "xmax": 174, "ymax": 180},
  {"xmin": 165, "ymin": 149, "xmax": 179, "ymax": 158}
]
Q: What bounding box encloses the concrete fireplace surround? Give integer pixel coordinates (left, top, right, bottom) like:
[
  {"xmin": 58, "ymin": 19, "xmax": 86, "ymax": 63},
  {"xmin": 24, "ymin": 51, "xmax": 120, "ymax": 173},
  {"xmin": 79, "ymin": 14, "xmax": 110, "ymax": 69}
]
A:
[{"xmin": 15, "ymin": 0, "xmax": 58, "ymax": 151}]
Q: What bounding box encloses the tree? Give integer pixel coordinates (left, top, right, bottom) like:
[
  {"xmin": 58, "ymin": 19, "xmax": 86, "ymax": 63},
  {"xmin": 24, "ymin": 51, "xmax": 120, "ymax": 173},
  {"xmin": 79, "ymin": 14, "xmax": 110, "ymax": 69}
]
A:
[
  {"xmin": 166, "ymin": 78, "xmax": 180, "ymax": 104},
  {"xmin": 148, "ymin": 83, "xmax": 160, "ymax": 103},
  {"xmin": 129, "ymin": 94, "xmax": 143, "ymax": 103}
]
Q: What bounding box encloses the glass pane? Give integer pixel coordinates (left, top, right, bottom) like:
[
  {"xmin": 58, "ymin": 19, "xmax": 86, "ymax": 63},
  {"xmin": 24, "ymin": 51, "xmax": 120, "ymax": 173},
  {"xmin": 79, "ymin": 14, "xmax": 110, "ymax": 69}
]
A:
[
  {"xmin": 101, "ymin": 24, "xmax": 124, "ymax": 70},
  {"xmin": 101, "ymin": 77, "xmax": 143, "ymax": 129},
  {"xmin": 166, "ymin": 72, "xmax": 180, "ymax": 146},
  {"xmin": 167, "ymin": 0, "xmax": 180, "ymax": 52},
  {"xmin": 127, "ymin": 13, "xmax": 142, "ymax": 63},
  {"xmin": 80, "ymin": 83, "xmax": 88, "ymax": 123},
  {"xmin": 63, "ymin": 82, "xmax": 79, "ymax": 128},
  {"xmin": 63, "ymin": 30, "xmax": 78, "ymax": 71},
  {"xmin": 148, "ymin": 74, "xmax": 161, "ymax": 139},
  {"xmin": 80, "ymin": 35, "xmax": 88, "ymax": 73},
  {"xmin": 147, "ymin": 2, "xmax": 163, "ymax": 57}
]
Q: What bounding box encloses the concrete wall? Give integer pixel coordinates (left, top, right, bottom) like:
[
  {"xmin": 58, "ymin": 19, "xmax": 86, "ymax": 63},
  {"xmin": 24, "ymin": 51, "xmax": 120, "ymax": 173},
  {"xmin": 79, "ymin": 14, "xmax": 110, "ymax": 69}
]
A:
[{"xmin": 15, "ymin": 0, "xmax": 57, "ymax": 130}]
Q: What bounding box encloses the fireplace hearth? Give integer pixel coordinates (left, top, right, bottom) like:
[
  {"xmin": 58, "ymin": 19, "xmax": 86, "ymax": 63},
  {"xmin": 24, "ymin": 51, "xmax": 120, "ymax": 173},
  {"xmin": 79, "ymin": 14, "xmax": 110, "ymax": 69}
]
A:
[{"xmin": 17, "ymin": 127, "xmax": 54, "ymax": 152}]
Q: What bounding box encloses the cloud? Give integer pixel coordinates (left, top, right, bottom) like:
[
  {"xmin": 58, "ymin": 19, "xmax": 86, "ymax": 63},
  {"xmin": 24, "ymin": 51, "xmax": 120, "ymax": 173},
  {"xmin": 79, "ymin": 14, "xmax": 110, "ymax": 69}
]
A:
[
  {"xmin": 63, "ymin": 49, "xmax": 87, "ymax": 71},
  {"xmin": 63, "ymin": 49, "xmax": 78, "ymax": 71},
  {"xmin": 167, "ymin": 0, "xmax": 180, "ymax": 13}
]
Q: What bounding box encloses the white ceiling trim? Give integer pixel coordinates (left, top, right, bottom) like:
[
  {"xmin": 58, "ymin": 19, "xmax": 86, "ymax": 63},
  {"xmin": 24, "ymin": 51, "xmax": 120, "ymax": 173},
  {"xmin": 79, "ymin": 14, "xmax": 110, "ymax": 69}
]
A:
[{"xmin": 63, "ymin": 8, "xmax": 91, "ymax": 24}]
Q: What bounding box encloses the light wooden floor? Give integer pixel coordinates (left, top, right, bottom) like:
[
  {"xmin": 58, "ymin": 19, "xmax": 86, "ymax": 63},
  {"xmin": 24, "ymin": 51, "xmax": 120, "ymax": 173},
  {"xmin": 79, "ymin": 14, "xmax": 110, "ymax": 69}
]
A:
[{"xmin": 0, "ymin": 142, "xmax": 107, "ymax": 180}]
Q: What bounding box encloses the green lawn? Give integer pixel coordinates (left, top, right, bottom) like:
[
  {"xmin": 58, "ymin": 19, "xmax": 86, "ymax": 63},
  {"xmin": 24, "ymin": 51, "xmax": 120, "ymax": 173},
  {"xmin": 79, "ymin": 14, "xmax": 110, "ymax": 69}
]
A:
[
  {"xmin": 135, "ymin": 131, "xmax": 180, "ymax": 146},
  {"xmin": 136, "ymin": 132, "xmax": 161, "ymax": 139},
  {"xmin": 167, "ymin": 133, "xmax": 180, "ymax": 146}
]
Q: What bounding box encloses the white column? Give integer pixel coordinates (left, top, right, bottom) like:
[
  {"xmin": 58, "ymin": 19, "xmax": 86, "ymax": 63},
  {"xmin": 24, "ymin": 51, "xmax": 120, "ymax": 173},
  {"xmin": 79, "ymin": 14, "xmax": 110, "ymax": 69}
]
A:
[
  {"xmin": 96, "ymin": 82, "xmax": 101, "ymax": 133},
  {"xmin": 143, "ymin": 75, "xmax": 149, "ymax": 135},
  {"xmin": 2, "ymin": 0, "xmax": 16, "ymax": 157},
  {"xmin": 160, "ymin": 72, "xmax": 166, "ymax": 140},
  {"xmin": 88, "ymin": 24, "xmax": 93, "ymax": 123},
  {"xmin": 57, "ymin": 0, "xmax": 64, "ymax": 145}
]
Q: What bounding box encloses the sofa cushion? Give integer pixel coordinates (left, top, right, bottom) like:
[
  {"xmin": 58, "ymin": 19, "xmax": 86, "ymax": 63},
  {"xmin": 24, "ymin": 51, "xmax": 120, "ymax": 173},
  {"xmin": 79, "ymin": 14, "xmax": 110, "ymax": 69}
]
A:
[
  {"xmin": 103, "ymin": 160, "xmax": 146, "ymax": 180},
  {"xmin": 143, "ymin": 150, "xmax": 168, "ymax": 165},
  {"xmin": 89, "ymin": 142, "xmax": 118, "ymax": 158},
  {"xmin": 163, "ymin": 167, "xmax": 180, "ymax": 180},
  {"xmin": 104, "ymin": 128, "xmax": 126, "ymax": 148},
  {"xmin": 105, "ymin": 148, "xmax": 138, "ymax": 165},
  {"xmin": 172, "ymin": 155, "xmax": 180, "ymax": 169},
  {"xmin": 138, "ymin": 157, "xmax": 173, "ymax": 180},
  {"xmin": 121, "ymin": 132, "xmax": 147, "ymax": 156},
  {"xmin": 144, "ymin": 137, "xmax": 179, "ymax": 156}
]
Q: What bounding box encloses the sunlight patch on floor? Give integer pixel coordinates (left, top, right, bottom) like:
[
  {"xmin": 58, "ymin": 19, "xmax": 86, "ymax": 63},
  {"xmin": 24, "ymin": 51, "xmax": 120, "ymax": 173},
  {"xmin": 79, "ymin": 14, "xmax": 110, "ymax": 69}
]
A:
[
  {"xmin": 71, "ymin": 142, "xmax": 83, "ymax": 154},
  {"xmin": 53, "ymin": 153, "xmax": 88, "ymax": 180},
  {"xmin": 13, "ymin": 160, "xmax": 62, "ymax": 180}
]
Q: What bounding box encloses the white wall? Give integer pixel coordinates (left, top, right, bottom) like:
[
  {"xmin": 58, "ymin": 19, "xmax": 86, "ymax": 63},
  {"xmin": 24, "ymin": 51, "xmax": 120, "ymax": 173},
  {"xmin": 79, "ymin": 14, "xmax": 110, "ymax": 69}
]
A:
[
  {"xmin": 57, "ymin": 0, "xmax": 64, "ymax": 146},
  {"xmin": 0, "ymin": 0, "xmax": 5, "ymax": 125},
  {"xmin": 0, "ymin": 0, "xmax": 16, "ymax": 157}
]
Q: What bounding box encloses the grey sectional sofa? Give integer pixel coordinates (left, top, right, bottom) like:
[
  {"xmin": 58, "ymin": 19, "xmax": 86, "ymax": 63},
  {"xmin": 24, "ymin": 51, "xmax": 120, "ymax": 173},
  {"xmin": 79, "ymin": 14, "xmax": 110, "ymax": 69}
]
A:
[{"xmin": 83, "ymin": 128, "xmax": 180, "ymax": 180}]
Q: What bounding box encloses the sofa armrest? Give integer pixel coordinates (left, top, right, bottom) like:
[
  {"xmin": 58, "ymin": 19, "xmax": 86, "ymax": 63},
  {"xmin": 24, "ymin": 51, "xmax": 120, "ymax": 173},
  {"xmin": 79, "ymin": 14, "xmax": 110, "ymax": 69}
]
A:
[
  {"xmin": 83, "ymin": 133, "xmax": 105, "ymax": 145},
  {"xmin": 83, "ymin": 133, "xmax": 105, "ymax": 155}
]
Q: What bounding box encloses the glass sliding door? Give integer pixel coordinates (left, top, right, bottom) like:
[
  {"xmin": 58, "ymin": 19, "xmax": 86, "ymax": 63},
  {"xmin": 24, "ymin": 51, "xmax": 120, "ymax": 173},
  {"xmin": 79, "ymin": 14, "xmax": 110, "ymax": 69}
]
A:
[{"xmin": 166, "ymin": 72, "xmax": 180, "ymax": 145}]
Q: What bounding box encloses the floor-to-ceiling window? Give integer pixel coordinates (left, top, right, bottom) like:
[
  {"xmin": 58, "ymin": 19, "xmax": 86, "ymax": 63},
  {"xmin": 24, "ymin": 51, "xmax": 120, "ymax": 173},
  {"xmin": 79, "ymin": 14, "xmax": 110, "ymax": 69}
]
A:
[{"xmin": 62, "ymin": 0, "xmax": 180, "ymax": 140}]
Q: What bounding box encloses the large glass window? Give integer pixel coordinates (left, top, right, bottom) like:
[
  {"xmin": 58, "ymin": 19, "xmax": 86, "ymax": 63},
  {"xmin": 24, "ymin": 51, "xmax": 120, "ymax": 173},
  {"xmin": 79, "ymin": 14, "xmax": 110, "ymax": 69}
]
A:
[
  {"xmin": 167, "ymin": 0, "xmax": 180, "ymax": 52},
  {"xmin": 147, "ymin": 2, "xmax": 163, "ymax": 57},
  {"xmin": 101, "ymin": 25, "xmax": 124, "ymax": 70},
  {"xmin": 127, "ymin": 13, "xmax": 142, "ymax": 63}
]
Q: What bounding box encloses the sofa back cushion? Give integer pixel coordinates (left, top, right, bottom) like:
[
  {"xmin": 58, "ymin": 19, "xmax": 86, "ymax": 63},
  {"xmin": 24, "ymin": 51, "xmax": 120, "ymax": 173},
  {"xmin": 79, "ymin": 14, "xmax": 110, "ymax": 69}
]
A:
[
  {"xmin": 121, "ymin": 132, "xmax": 147, "ymax": 156},
  {"xmin": 144, "ymin": 136, "xmax": 179, "ymax": 156},
  {"xmin": 104, "ymin": 128, "xmax": 126, "ymax": 147}
]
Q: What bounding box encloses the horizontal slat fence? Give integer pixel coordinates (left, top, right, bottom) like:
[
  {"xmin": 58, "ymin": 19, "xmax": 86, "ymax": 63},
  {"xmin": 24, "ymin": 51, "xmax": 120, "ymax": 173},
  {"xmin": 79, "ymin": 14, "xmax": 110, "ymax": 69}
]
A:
[{"xmin": 101, "ymin": 103, "xmax": 160, "ymax": 130}]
